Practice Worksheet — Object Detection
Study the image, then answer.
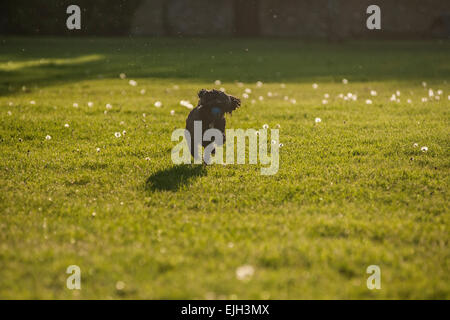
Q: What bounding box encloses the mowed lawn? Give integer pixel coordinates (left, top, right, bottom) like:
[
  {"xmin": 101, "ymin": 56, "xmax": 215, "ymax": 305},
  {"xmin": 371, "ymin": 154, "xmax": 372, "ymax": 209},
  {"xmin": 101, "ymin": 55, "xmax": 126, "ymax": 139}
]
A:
[{"xmin": 0, "ymin": 37, "xmax": 449, "ymax": 299}]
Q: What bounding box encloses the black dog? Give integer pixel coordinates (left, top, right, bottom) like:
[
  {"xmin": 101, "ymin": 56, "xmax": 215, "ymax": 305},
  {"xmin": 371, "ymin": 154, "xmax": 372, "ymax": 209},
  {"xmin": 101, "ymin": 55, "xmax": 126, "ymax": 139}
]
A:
[{"xmin": 185, "ymin": 89, "xmax": 241, "ymax": 160}]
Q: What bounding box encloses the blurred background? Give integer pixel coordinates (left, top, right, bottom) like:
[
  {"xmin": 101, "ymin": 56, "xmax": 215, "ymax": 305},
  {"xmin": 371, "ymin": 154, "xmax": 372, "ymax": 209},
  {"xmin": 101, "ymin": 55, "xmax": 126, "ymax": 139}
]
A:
[{"xmin": 1, "ymin": 0, "xmax": 449, "ymax": 39}]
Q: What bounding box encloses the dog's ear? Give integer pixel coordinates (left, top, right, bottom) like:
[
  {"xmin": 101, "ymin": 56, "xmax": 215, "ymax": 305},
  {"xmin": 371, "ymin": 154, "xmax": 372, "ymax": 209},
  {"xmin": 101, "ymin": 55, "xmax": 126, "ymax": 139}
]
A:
[
  {"xmin": 231, "ymin": 96, "xmax": 241, "ymax": 108},
  {"xmin": 224, "ymin": 95, "xmax": 241, "ymax": 114},
  {"xmin": 230, "ymin": 96, "xmax": 241, "ymax": 112},
  {"xmin": 198, "ymin": 89, "xmax": 207, "ymax": 99}
]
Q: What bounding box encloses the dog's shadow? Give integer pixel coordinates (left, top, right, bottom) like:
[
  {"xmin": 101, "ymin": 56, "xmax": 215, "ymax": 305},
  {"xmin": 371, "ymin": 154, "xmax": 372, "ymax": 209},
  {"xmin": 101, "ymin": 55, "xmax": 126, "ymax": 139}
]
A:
[{"xmin": 145, "ymin": 164, "xmax": 206, "ymax": 192}]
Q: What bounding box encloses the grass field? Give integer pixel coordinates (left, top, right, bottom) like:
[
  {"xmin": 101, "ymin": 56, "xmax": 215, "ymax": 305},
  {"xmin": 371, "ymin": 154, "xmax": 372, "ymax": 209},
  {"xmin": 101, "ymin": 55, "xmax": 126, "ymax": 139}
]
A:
[{"xmin": 0, "ymin": 37, "xmax": 449, "ymax": 299}]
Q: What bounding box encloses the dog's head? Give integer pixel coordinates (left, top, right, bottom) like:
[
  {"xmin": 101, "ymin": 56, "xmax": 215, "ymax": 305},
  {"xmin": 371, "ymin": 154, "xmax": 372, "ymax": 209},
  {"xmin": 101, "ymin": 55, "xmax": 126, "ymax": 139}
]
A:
[{"xmin": 198, "ymin": 89, "xmax": 241, "ymax": 116}]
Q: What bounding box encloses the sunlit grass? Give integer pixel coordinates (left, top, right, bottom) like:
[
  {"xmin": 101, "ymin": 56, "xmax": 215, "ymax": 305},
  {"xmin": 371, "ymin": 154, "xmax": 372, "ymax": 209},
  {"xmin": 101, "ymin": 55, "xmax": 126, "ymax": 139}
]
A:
[
  {"xmin": 0, "ymin": 54, "xmax": 104, "ymax": 71},
  {"xmin": 0, "ymin": 37, "xmax": 449, "ymax": 299}
]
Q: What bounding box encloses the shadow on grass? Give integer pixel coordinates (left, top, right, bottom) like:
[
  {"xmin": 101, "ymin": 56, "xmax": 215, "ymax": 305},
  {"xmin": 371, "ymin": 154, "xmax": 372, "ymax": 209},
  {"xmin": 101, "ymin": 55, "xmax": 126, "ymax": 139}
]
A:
[
  {"xmin": 145, "ymin": 164, "xmax": 206, "ymax": 192},
  {"xmin": 2, "ymin": 37, "xmax": 450, "ymax": 96}
]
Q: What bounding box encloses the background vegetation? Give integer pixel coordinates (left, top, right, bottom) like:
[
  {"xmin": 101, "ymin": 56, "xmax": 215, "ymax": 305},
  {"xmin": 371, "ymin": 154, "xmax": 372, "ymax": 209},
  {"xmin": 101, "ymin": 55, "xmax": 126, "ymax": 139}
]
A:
[{"xmin": 1, "ymin": 0, "xmax": 143, "ymax": 36}]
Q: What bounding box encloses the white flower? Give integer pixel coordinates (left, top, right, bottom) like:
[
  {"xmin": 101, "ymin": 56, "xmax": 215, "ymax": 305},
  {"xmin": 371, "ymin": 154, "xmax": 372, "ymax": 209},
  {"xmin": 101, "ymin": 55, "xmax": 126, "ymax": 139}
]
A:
[
  {"xmin": 73, "ymin": 103, "xmax": 79, "ymax": 108},
  {"xmin": 106, "ymin": 103, "xmax": 112, "ymax": 110},
  {"xmin": 256, "ymin": 81, "xmax": 263, "ymax": 87},
  {"xmin": 263, "ymin": 124, "xmax": 269, "ymax": 129},
  {"xmin": 245, "ymin": 88, "xmax": 252, "ymax": 94},
  {"xmin": 140, "ymin": 89, "xmax": 146, "ymax": 95},
  {"xmin": 437, "ymin": 89, "xmax": 443, "ymax": 95},
  {"xmin": 338, "ymin": 93, "xmax": 344, "ymax": 99},
  {"xmin": 64, "ymin": 123, "xmax": 70, "ymax": 128},
  {"xmin": 279, "ymin": 143, "xmax": 284, "ymax": 148},
  {"xmin": 154, "ymin": 101, "xmax": 162, "ymax": 108},
  {"xmin": 435, "ymin": 95, "xmax": 440, "ymax": 101},
  {"xmin": 312, "ymin": 83, "xmax": 318, "ymax": 89},
  {"xmin": 322, "ymin": 99, "xmax": 328, "ymax": 105},
  {"xmin": 115, "ymin": 281, "xmax": 125, "ymax": 290},
  {"xmin": 122, "ymin": 130, "xmax": 126, "ymax": 135},
  {"xmin": 428, "ymin": 89, "xmax": 434, "ymax": 97},
  {"xmin": 242, "ymin": 93, "xmax": 249, "ymax": 99},
  {"xmin": 370, "ymin": 90, "xmax": 377, "ymax": 96},
  {"xmin": 45, "ymin": 135, "xmax": 52, "ymax": 140},
  {"xmin": 290, "ymin": 98, "xmax": 296, "ymax": 104},
  {"xmin": 180, "ymin": 100, "xmax": 193, "ymax": 109},
  {"xmin": 396, "ymin": 90, "xmax": 401, "ymax": 97},
  {"xmin": 347, "ymin": 93, "xmax": 353, "ymax": 98},
  {"xmin": 413, "ymin": 143, "xmax": 418, "ymax": 148},
  {"xmin": 30, "ymin": 101, "xmax": 36, "ymax": 105},
  {"xmin": 119, "ymin": 73, "xmax": 126, "ymax": 79},
  {"xmin": 421, "ymin": 146, "xmax": 428, "ymax": 152},
  {"xmin": 258, "ymin": 96, "xmax": 264, "ymax": 101},
  {"xmin": 390, "ymin": 94, "xmax": 397, "ymax": 101},
  {"xmin": 351, "ymin": 95, "xmax": 357, "ymax": 101},
  {"xmin": 237, "ymin": 82, "xmax": 244, "ymax": 87},
  {"xmin": 421, "ymin": 97, "xmax": 428, "ymax": 102},
  {"xmin": 365, "ymin": 99, "xmax": 373, "ymax": 104},
  {"xmin": 448, "ymin": 95, "xmax": 450, "ymax": 101},
  {"xmin": 422, "ymin": 81, "xmax": 427, "ymax": 87},
  {"xmin": 96, "ymin": 147, "xmax": 101, "ymax": 152},
  {"xmin": 173, "ymin": 85, "xmax": 179, "ymax": 90},
  {"xmin": 214, "ymin": 80, "xmax": 222, "ymax": 85},
  {"xmin": 88, "ymin": 101, "xmax": 93, "ymax": 107},
  {"xmin": 342, "ymin": 78, "xmax": 348, "ymax": 84},
  {"xmin": 280, "ymin": 83, "xmax": 286, "ymax": 88},
  {"xmin": 219, "ymin": 87, "xmax": 226, "ymax": 92},
  {"xmin": 267, "ymin": 91, "xmax": 273, "ymax": 97},
  {"xmin": 407, "ymin": 99, "xmax": 412, "ymax": 104},
  {"xmin": 114, "ymin": 132, "xmax": 121, "ymax": 138},
  {"xmin": 236, "ymin": 265, "xmax": 254, "ymax": 281},
  {"xmin": 7, "ymin": 111, "xmax": 12, "ymax": 116},
  {"xmin": 284, "ymin": 96, "xmax": 289, "ymax": 101},
  {"xmin": 324, "ymin": 93, "xmax": 329, "ymax": 98},
  {"xmin": 170, "ymin": 110, "xmax": 175, "ymax": 115},
  {"xmin": 315, "ymin": 117, "xmax": 322, "ymax": 123},
  {"xmin": 8, "ymin": 102, "xmax": 13, "ymax": 106},
  {"xmin": 145, "ymin": 157, "xmax": 150, "ymax": 161},
  {"xmin": 129, "ymin": 80, "xmax": 137, "ymax": 86},
  {"xmin": 271, "ymin": 140, "xmax": 276, "ymax": 144}
]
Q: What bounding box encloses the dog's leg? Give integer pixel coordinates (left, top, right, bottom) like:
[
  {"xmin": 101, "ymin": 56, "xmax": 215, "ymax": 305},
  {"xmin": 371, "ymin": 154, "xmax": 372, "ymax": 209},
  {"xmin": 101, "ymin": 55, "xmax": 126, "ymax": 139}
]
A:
[{"xmin": 214, "ymin": 117, "xmax": 226, "ymax": 145}]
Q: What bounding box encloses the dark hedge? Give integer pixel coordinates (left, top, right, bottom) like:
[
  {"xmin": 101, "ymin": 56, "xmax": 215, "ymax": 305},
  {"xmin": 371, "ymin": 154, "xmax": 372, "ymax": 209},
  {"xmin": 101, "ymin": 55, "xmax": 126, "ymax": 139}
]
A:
[{"xmin": 0, "ymin": 0, "xmax": 144, "ymax": 35}]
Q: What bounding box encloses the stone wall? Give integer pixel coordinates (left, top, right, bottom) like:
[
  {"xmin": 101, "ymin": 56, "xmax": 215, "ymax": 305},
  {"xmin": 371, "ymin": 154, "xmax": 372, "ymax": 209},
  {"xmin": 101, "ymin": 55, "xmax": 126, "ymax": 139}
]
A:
[
  {"xmin": 130, "ymin": 0, "xmax": 450, "ymax": 38},
  {"xmin": 167, "ymin": 0, "xmax": 233, "ymax": 35},
  {"xmin": 131, "ymin": 0, "xmax": 165, "ymax": 36},
  {"xmin": 131, "ymin": 0, "xmax": 233, "ymax": 36},
  {"xmin": 259, "ymin": 0, "xmax": 450, "ymax": 38}
]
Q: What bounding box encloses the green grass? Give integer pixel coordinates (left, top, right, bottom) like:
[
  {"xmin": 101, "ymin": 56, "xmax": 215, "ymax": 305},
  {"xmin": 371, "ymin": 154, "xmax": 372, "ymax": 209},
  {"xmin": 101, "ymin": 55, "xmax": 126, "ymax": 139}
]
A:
[{"xmin": 0, "ymin": 37, "xmax": 449, "ymax": 299}]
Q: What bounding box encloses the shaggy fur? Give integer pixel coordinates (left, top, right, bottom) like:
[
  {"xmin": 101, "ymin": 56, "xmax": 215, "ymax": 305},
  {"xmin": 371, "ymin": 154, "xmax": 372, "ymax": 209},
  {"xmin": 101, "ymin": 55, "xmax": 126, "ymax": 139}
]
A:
[{"xmin": 185, "ymin": 89, "xmax": 241, "ymax": 159}]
